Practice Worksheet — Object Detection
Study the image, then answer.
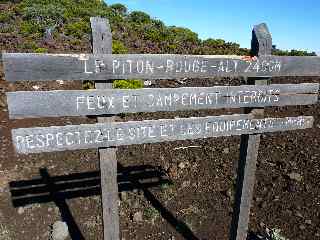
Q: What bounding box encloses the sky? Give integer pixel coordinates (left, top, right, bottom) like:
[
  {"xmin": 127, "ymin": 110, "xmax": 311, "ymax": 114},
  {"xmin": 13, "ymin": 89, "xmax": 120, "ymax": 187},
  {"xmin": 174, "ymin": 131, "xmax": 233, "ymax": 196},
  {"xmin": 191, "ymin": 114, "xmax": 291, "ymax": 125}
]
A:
[{"xmin": 106, "ymin": 0, "xmax": 320, "ymax": 55}]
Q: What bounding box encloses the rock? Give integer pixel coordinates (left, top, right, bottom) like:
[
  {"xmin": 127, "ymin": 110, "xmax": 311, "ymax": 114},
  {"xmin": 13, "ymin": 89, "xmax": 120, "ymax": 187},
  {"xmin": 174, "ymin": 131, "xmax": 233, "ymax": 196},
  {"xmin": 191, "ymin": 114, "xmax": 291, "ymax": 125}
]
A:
[
  {"xmin": 181, "ymin": 181, "xmax": 190, "ymax": 188},
  {"xmin": 56, "ymin": 80, "xmax": 64, "ymax": 85},
  {"xmin": 133, "ymin": 211, "xmax": 143, "ymax": 222},
  {"xmin": 223, "ymin": 148, "xmax": 230, "ymax": 154},
  {"xmin": 295, "ymin": 211, "xmax": 303, "ymax": 218},
  {"xmin": 299, "ymin": 224, "xmax": 306, "ymax": 230},
  {"xmin": 285, "ymin": 209, "xmax": 293, "ymax": 216},
  {"xmin": 261, "ymin": 202, "xmax": 267, "ymax": 209},
  {"xmin": 305, "ymin": 219, "xmax": 312, "ymax": 225},
  {"xmin": 288, "ymin": 172, "xmax": 303, "ymax": 182},
  {"xmin": 51, "ymin": 221, "xmax": 69, "ymax": 240},
  {"xmin": 17, "ymin": 207, "xmax": 24, "ymax": 215},
  {"xmin": 178, "ymin": 162, "xmax": 186, "ymax": 169},
  {"xmin": 226, "ymin": 189, "xmax": 233, "ymax": 199}
]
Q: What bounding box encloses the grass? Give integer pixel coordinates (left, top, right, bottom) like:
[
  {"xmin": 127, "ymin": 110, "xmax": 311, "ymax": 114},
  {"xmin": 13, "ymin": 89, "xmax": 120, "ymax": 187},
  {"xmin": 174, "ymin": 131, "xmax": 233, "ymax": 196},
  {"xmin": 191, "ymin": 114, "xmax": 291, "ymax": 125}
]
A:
[
  {"xmin": 82, "ymin": 80, "xmax": 95, "ymax": 90},
  {"xmin": 113, "ymin": 79, "xmax": 144, "ymax": 89},
  {"xmin": 160, "ymin": 182, "xmax": 174, "ymax": 191},
  {"xmin": 143, "ymin": 207, "xmax": 159, "ymax": 220},
  {"xmin": 34, "ymin": 47, "xmax": 47, "ymax": 53}
]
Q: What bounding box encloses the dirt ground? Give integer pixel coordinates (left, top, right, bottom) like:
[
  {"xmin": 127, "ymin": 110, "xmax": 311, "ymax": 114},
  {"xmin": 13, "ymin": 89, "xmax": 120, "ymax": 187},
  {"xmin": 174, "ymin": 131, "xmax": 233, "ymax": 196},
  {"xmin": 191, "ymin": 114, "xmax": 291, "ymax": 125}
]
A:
[{"xmin": 0, "ymin": 64, "xmax": 319, "ymax": 240}]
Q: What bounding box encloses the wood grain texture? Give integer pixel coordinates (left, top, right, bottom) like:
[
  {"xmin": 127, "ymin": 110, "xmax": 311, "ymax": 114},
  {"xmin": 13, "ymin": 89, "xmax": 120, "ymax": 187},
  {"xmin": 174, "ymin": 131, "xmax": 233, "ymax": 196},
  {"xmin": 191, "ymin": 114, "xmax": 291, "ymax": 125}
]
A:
[
  {"xmin": 11, "ymin": 114, "xmax": 313, "ymax": 154},
  {"xmin": 6, "ymin": 83, "xmax": 319, "ymax": 119},
  {"xmin": 90, "ymin": 17, "xmax": 120, "ymax": 240},
  {"xmin": 230, "ymin": 23, "xmax": 272, "ymax": 240},
  {"xmin": 3, "ymin": 53, "xmax": 320, "ymax": 82}
]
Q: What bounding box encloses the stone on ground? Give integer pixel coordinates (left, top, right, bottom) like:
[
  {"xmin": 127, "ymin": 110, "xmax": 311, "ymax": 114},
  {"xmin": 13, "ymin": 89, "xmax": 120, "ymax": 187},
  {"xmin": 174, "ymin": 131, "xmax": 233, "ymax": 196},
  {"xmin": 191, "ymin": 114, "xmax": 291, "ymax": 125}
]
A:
[{"xmin": 50, "ymin": 221, "xmax": 69, "ymax": 240}]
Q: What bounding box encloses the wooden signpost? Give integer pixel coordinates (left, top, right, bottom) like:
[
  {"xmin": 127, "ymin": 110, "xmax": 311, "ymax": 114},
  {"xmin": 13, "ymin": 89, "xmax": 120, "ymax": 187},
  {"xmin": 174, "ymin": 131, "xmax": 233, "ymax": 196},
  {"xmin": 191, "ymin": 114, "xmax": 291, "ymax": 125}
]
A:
[
  {"xmin": 2, "ymin": 18, "xmax": 319, "ymax": 240},
  {"xmin": 11, "ymin": 114, "xmax": 314, "ymax": 154},
  {"xmin": 230, "ymin": 23, "xmax": 272, "ymax": 240},
  {"xmin": 6, "ymin": 83, "xmax": 319, "ymax": 118},
  {"xmin": 3, "ymin": 53, "xmax": 320, "ymax": 81},
  {"xmin": 90, "ymin": 17, "xmax": 120, "ymax": 240}
]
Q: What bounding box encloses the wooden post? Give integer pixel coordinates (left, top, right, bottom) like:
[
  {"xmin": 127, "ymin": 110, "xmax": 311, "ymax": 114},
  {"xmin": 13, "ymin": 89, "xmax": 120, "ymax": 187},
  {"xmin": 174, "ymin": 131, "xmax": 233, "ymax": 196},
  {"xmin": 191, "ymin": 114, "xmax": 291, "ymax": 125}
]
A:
[
  {"xmin": 230, "ymin": 23, "xmax": 272, "ymax": 240},
  {"xmin": 90, "ymin": 17, "xmax": 120, "ymax": 240}
]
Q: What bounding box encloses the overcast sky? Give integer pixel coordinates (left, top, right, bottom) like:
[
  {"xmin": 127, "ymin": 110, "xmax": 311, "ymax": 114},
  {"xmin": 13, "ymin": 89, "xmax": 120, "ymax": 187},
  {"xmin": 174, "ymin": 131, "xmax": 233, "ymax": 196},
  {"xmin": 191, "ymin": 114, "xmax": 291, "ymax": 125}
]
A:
[{"xmin": 106, "ymin": 0, "xmax": 320, "ymax": 55}]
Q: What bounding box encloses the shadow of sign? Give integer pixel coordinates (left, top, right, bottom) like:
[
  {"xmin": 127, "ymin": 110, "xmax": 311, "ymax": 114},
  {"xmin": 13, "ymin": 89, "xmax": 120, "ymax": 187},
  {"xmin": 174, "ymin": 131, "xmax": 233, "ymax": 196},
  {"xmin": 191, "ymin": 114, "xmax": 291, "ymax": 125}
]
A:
[{"xmin": 9, "ymin": 164, "xmax": 198, "ymax": 240}]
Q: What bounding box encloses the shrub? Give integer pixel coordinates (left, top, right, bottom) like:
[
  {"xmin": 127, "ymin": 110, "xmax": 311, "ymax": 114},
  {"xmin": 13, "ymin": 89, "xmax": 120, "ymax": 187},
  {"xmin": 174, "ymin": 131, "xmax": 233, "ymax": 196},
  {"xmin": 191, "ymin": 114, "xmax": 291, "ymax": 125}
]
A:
[
  {"xmin": 20, "ymin": 21, "xmax": 42, "ymax": 36},
  {"xmin": 34, "ymin": 47, "xmax": 47, "ymax": 53},
  {"xmin": 82, "ymin": 80, "xmax": 95, "ymax": 90},
  {"xmin": 167, "ymin": 26, "xmax": 200, "ymax": 44},
  {"xmin": 20, "ymin": 40, "xmax": 37, "ymax": 50},
  {"xmin": 129, "ymin": 11, "xmax": 151, "ymax": 24},
  {"xmin": 143, "ymin": 207, "xmax": 159, "ymax": 220},
  {"xmin": 112, "ymin": 40, "xmax": 128, "ymax": 54},
  {"xmin": 110, "ymin": 3, "xmax": 127, "ymax": 16},
  {"xmin": 113, "ymin": 80, "xmax": 144, "ymax": 89},
  {"xmin": 144, "ymin": 27, "xmax": 165, "ymax": 42},
  {"xmin": 20, "ymin": 3, "xmax": 65, "ymax": 27},
  {"xmin": 0, "ymin": 12, "xmax": 13, "ymax": 23},
  {"xmin": 0, "ymin": 24, "xmax": 14, "ymax": 33},
  {"xmin": 65, "ymin": 20, "xmax": 90, "ymax": 39}
]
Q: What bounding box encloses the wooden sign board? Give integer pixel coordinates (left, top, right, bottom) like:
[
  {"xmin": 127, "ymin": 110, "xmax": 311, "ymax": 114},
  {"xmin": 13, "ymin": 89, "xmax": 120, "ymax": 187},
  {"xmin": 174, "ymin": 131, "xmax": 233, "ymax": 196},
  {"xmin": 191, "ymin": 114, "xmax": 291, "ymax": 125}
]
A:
[
  {"xmin": 12, "ymin": 114, "xmax": 313, "ymax": 154},
  {"xmin": 3, "ymin": 53, "xmax": 320, "ymax": 81},
  {"xmin": 6, "ymin": 83, "xmax": 319, "ymax": 119}
]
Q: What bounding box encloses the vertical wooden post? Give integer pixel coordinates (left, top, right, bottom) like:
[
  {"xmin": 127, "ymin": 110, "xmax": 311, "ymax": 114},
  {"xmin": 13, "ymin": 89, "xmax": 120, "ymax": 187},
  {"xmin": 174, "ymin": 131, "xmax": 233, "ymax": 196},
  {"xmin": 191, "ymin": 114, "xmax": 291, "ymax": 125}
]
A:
[
  {"xmin": 90, "ymin": 17, "xmax": 120, "ymax": 240},
  {"xmin": 230, "ymin": 23, "xmax": 272, "ymax": 240}
]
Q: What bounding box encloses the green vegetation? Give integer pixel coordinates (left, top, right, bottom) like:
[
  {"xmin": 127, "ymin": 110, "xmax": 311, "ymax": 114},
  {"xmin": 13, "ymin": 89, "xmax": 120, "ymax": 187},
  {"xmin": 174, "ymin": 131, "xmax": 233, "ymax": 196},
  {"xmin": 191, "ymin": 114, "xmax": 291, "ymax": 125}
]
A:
[
  {"xmin": 20, "ymin": 40, "xmax": 38, "ymax": 50},
  {"xmin": 20, "ymin": 21, "xmax": 42, "ymax": 36},
  {"xmin": 0, "ymin": 24, "xmax": 14, "ymax": 33},
  {"xmin": 113, "ymin": 80, "xmax": 144, "ymax": 89},
  {"xmin": 82, "ymin": 80, "xmax": 95, "ymax": 90},
  {"xmin": 34, "ymin": 47, "xmax": 47, "ymax": 53},
  {"xmin": 65, "ymin": 20, "xmax": 90, "ymax": 39},
  {"xmin": 273, "ymin": 48, "xmax": 316, "ymax": 56},
  {"xmin": 109, "ymin": 3, "xmax": 128, "ymax": 16},
  {"xmin": 112, "ymin": 40, "xmax": 128, "ymax": 54},
  {"xmin": 143, "ymin": 207, "xmax": 159, "ymax": 220},
  {"xmin": 0, "ymin": 12, "xmax": 12, "ymax": 23},
  {"xmin": 0, "ymin": 0, "xmax": 315, "ymax": 57},
  {"xmin": 160, "ymin": 183, "xmax": 174, "ymax": 191}
]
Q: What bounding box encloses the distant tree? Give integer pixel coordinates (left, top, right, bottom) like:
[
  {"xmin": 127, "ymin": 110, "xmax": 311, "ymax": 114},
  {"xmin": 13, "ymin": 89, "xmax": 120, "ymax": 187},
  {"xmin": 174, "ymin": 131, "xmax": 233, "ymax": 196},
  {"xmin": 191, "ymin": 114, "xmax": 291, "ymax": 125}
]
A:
[
  {"xmin": 110, "ymin": 3, "xmax": 127, "ymax": 16},
  {"xmin": 272, "ymin": 45, "xmax": 316, "ymax": 56},
  {"xmin": 203, "ymin": 38, "xmax": 226, "ymax": 47},
  {"xmin": 128, "ymin": 11, "xmax": 151, "ymax": 24}
]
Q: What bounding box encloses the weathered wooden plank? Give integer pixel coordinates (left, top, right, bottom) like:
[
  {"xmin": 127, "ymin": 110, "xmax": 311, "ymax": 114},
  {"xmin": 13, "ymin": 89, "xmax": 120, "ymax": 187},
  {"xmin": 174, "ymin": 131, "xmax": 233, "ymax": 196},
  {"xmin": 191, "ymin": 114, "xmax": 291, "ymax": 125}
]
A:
[
  {"xmin": 11, "ymin": 114, "xmax": 313, "ymax": 154},
  {"xmin": 90, "ymin": 17, "xmax": 120, "ymax": 240},
  {"xmin": 6, "ymin": 83, "xmax": 319, "ymax": 119},
  {"xmin": 2, "ymin": 53, "xmax": 320, "ymax": 82},
  {"xmin": 230, "ymin": 23, "xmax": 271, "ymax": 240}
]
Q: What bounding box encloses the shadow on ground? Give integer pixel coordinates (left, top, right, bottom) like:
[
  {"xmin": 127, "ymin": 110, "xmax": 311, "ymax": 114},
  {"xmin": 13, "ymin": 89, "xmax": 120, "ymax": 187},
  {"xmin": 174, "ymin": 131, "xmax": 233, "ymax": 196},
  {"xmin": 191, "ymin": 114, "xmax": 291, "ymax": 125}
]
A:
[{"xmin": 9, "ymin": 164, "xmax": 199, "ymax": 240}]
